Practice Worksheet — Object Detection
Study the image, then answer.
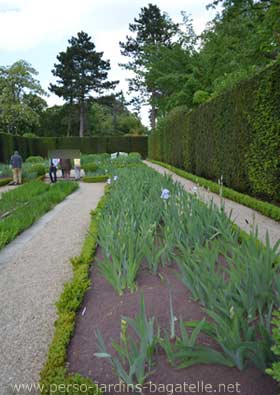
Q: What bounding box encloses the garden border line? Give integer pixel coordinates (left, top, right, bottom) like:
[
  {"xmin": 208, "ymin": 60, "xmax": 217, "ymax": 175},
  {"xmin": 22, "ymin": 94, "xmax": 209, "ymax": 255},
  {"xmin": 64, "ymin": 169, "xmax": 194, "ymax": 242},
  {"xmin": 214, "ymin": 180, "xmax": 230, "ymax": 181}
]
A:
[
  {"xmin": 0, "ymin": 177, "xmax": 12, "ymax": 187},
  {"xmin": 39, "ymin": 186, "xmax": 110, "ymax": 395},
  {"xmin": 148, "ymin": 160, "xmax": 280, "ymax": 222},
  {"xmin": 83, "ymin": 175, "xmax": 109, "ymax": 183}
]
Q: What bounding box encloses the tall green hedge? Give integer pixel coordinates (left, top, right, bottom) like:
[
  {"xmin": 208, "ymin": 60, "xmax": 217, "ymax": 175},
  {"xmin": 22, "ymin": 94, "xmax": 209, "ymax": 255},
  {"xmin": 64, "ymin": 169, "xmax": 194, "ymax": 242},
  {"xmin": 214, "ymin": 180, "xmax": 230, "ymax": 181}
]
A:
[
  {"xmin": 0, "ymin": 135, "xmax": 148, "ymax": 162},
  {"xmin": 149, "ymin": 61, "xmax": 280, "ymax": 202}
]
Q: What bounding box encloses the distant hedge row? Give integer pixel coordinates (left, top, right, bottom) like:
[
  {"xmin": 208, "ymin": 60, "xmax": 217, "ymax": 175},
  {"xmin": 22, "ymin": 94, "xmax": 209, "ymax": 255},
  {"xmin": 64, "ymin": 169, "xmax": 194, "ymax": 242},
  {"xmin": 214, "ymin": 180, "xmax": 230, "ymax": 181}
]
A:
[
  {"xmin": 0, "ymin": 135, "xmax": 148, "ymax": 162},
  {"xmin": 149, "ymin": 61, "xmax": 280, "ymax": 202}
]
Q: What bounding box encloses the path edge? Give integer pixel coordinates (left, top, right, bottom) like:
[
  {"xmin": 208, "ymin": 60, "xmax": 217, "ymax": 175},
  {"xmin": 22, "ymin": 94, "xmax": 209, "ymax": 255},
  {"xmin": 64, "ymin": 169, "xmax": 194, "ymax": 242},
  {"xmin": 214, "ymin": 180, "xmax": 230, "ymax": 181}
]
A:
[{"xmin": 39, "ymin": 185, "xmax": 110, "ymax": 395}]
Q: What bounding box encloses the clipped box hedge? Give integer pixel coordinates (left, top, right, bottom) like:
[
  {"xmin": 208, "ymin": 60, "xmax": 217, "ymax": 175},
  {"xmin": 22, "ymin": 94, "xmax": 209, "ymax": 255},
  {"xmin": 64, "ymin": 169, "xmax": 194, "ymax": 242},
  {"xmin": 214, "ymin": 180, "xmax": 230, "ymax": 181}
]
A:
[
  {"xmin": 0, "ymin": 135, "xmax": 148, "ymax": 163},
  {"xmin": 149, "ymin": 61, "xmax": 280, "ymax": 202}
]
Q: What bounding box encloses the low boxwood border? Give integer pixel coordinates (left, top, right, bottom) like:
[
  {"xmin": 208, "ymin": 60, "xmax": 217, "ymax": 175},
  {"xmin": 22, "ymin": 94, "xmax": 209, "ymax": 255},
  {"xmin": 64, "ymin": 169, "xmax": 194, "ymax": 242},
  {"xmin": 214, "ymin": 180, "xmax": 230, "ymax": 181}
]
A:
[
  {"xmin": 0, "ymin": 178, "xmax": 12, "ymax": 187},
  {"xmin": 148, "ymin": 160, "xmax": 280, "ymax": 222},
  {"xmin": 40, "ymin": 187, "xmax": 110, "ymax": 395},
  {"xmin": 82, "ymin": 175, "xmax": 109, "ymax": 183}
]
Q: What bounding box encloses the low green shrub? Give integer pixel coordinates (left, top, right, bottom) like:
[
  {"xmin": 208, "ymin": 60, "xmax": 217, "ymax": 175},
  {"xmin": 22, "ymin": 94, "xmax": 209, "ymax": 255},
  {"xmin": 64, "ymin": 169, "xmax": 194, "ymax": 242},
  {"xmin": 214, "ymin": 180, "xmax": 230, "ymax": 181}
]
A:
[
  {"xmin": 26, "ymin": 155, "xmax": 44, "ymax": 163},
  {"xmin": 149, "ymin": 160, "xmax": 280, "ymax": 222},
  {"xmin": 0, "ymin": 163, "xmax": 12, "ymax": 178},
  {"xmin": 30, "ymin": 163, "xmax": 47, "ymax": 177},
  {"xmin": 83, "ymin": 162, "xmax": 98, "ymax": 174},
  {"xmin": 81, "ymin": 153, "xmax": 110, "ymax": 166},
  {"xmin": 267, "ymin": 311, "xmax": 280, "ymax": 381},
  {"xmin": 128, "ymin": 152, "xmax": 142, "ymax": 160},
  {"xmin": 0, "ymin": 178, "xmax": 12, "ymax": 187},
  {"xmin": 83, "ymin": 175, "xmax": 109, "ymax": 183}
]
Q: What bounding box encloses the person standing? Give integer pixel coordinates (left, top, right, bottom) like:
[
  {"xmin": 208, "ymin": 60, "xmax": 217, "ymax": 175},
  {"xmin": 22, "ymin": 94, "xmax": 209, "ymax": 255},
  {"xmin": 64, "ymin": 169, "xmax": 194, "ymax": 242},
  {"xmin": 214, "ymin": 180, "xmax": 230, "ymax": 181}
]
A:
[
  {"xmin": 10, "ymin": 150, "xmax": 23, "ymax": 185},
  {"xmin": 74, "ymin": 158, "xmax": 81, "ymax": 180},
  {"xmin": 49, "ymin": 159, "xmax": 57, "ymax": 183},
  {"xmin": 60, "ymin": 158, "xmax": 71, "ymax": 179}
]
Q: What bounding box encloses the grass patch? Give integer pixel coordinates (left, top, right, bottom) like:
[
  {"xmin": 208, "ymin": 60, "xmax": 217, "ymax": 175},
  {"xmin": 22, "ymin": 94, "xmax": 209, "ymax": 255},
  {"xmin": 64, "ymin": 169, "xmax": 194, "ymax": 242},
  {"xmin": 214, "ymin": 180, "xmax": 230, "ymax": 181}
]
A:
[
  {"xmin": 0, "ymin": 181, "xmax": 78, "ymax": 250},
  {"xmin": 149, "ymin": 160, "xmax": 280, "ymax": 222}
]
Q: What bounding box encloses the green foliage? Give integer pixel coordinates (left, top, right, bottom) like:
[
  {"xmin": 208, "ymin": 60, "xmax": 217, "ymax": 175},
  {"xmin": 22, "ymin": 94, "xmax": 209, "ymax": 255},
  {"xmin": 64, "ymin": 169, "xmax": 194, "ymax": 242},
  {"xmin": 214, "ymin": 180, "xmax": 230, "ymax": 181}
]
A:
[
  {"xmin": 174, "ymin": 232, "xmax": 280, "ymax": 372},
  {"xmin": 81, "ymin": 153, "xmax": 143, "ymax": 179},
  {"xmin": 119, "ymin": 3, "xmax": 178, "ymax": 123},
  {"xmin": 193, "ymin": 90, "xmax": 210, "ymax": 105},
  {"xmin": 26, "ymin": 155, "xmax": 44, "ymax": 163},
  {"xmin": 0, "ymin": 60, "xmax": 46, "ymax": 135},
  {"xmin": 50, "ymin": 31, "xmax": 117, "ymax": 137},
  {"xmin": 118, "ymin": 0, "xmax": 278, "ymax": 125},
  {"xmin": 29, "ymin": 163, "xmax": 46, "ymax": 176},
  {"xmin": 149, "ymin": 160, "xmax": 280, "ymax": 221},
  {"xmin": 149, "ymin": 61, "xmax": 280, "ymax": 202},
  {"xmin": 267, "ymin": 311, "xmax": 280, "ymax": 382},
  {"xmin": 22, "ymin": 132, "xmax": 39, "ymax": 138},
  {"xmin": 0, "ymin": 177, "xmax": 12, "ymax": 186},
  {"xmin": 95, "ymin": 296, "xmax": 158, "ymax": 385},
  {"xmin": 83, "ymin": 162, "xmax": 98, "ymax": 174},
  {"xmin": 40, "ymin": 191, "xmax": 109, "ymax": 394},
  {"xmin": 0, "ymin": 163, "xmax": 12, "ymax": 177},
  {"xmin": 0, "ymin": 133, "xmax": 148, "ymax": 163},
  {"xmin": 0, "ymin": 181, "xmax": 78, "ymax": 250},
  {"xmin": 96, "ymin": 167, "xmax": 176, "ymax": 294},
  {"xmin": 83, "ymin": 175, "xmax": 109, "ymax": 183}
]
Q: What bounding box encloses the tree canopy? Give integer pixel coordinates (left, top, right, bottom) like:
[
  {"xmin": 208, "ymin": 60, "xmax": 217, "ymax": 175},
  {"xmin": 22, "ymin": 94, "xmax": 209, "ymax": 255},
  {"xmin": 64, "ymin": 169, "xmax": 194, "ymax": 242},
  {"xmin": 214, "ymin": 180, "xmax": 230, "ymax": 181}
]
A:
[
  {"xmin": 119, "ymin": 1, "xmax": 279, "ymax": 127},
  {"xmin": 50, "ymin": 31, "xmax": 118, "ymax": 137},
  {"xmin": 0, "ymin": 60, "xmax": 46, "ymax": 134},
  {"xmin": 119, "ymin": 3, "xmax": 179, "ymax": 128}
]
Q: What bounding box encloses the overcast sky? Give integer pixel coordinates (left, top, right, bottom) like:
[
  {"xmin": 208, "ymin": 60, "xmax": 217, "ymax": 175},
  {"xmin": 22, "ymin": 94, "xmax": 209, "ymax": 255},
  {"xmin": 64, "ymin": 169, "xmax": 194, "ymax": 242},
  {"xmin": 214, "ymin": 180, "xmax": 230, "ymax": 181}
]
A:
[{"xmin": 0, "ymin": 0, "xmax": 218, "ymax": 125}]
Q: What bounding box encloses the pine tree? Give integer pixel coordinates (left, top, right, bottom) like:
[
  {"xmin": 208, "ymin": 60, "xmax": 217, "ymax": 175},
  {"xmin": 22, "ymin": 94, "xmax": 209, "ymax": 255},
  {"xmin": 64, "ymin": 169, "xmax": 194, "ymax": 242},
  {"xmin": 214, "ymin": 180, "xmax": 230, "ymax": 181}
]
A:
[
  {"xmin": 119, "ymin": 4, "xmax": 178, "ymax": 129},
  {"xmin": 50, "ymin": 31, "xmax": 118, "ymax": 137}
]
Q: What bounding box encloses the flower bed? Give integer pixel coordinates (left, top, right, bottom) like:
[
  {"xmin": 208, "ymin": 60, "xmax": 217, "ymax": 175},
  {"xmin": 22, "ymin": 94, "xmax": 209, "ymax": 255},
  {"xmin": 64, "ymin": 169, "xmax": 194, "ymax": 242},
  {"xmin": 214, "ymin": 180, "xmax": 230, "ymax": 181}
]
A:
[
  {"xmin": 41, "ymin": 166, "xmax": 280, "ymax": 394},
  {"xmin": 0, "ymin": 181, "xmax": 78, "ymax": 250}
]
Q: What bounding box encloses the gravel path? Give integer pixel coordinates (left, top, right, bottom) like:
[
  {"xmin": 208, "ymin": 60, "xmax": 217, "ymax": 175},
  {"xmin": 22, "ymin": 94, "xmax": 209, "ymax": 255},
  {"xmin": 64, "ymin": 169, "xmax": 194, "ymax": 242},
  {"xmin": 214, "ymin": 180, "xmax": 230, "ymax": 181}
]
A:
[
  {"xmin": 0, "ymin": 182, "xmax": 105, "ymax": 395},
  {"xmin": 145, "ymin": 161, "xmax": 280, "ymax": 248}
]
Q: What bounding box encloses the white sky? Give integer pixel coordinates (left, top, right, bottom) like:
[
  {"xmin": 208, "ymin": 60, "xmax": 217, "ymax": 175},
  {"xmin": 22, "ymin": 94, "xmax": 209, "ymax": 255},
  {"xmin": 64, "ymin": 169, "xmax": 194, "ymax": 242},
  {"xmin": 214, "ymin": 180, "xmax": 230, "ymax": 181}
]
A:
[{"xmin": 0, "ymin": 0, "xmax": 218, "ymax": 126}]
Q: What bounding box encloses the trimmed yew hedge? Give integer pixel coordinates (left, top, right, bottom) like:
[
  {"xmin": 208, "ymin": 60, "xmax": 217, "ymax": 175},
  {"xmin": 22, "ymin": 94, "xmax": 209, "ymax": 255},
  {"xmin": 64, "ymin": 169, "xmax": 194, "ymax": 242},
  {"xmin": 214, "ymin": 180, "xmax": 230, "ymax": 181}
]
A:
[
  {"xmin": 0, "ymin": 135, "xmax": 148, "ymax": 163},
  {"xmin": 149, "ymin": 61, "xmax": 280, "ymax": 202}
]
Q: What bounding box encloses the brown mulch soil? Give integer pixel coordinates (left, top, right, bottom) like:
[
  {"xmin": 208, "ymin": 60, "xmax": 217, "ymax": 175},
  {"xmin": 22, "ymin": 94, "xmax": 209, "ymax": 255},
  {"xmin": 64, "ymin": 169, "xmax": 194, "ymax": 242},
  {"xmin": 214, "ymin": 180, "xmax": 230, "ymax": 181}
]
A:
[{"xmin": 67, "ymin": 247, "xmax": 278, "ymax": 395}]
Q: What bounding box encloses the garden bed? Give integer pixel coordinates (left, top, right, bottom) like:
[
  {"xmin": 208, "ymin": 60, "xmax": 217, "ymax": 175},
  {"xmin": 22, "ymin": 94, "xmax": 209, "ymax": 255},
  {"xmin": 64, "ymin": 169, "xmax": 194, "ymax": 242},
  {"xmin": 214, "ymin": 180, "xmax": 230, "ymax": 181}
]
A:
[
  {"xmin": 67, "ymin": 248, "xmax": 277, "ymax": 395},
  {"xmin": 42, "ymin": 166, "xmax": 280, "ymax": 395},
  {"xmin": 0, "ymin": 180, "xmax": 78, "ymax": 249}
]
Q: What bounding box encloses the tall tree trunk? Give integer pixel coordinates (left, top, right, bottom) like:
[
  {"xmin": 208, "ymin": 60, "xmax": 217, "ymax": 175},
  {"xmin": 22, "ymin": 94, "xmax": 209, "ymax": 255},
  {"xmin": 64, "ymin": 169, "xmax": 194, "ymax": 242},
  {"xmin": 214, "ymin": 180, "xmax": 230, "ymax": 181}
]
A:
[
  {"xmin": 67, "ymin": 99, "xmax": 73, "ymax": 137},
  {"xmin": 113, "ymin": 103, "xmax": 117, "ymax": 132},
  {"xmin": 150, "ymin": 91, "xmax": 156, "ymax": 130},
  {"xmin": 79, "ymin": 101, "xmax": 84, "ymax": 137},
  {"xmin": 150, "ymin": 103, "xmax": 156, "ymax": 130},
  {"xmin": 67, "ymin": 117, "xmax": 71, "ymax": 137}
]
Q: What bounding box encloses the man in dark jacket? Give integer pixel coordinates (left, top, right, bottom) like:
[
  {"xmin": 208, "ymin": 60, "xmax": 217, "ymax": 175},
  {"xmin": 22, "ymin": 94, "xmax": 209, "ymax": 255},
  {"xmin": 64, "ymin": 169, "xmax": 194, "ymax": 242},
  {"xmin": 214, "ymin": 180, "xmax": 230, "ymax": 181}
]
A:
[
  {"xmin": 10, "ymin": 150, "xmax": 23, "ymax": 185},
  {"xmin": 49, "ymin": 160, "xmax": 57, "ymax": 183}
]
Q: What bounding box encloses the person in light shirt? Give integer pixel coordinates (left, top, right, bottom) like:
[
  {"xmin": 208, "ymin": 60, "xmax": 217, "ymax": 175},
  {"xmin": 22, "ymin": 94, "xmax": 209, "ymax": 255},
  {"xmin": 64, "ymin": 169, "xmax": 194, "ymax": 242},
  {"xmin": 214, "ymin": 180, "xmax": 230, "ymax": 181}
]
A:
[{"xmin": 74, "ymin": 158, "xmax": 81, "ymax": 180}]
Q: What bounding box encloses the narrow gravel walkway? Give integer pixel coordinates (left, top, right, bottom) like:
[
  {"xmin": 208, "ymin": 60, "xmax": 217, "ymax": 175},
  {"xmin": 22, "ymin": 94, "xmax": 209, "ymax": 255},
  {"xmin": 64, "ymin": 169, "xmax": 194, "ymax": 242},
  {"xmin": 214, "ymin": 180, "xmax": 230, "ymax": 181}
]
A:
[
  {"xmin": 145, "ymin": 161, "xmax": 280, "ymax": 248},
  {"xmin": 0, "ymin": 182, "xmax": 105, "ymax": 395}
]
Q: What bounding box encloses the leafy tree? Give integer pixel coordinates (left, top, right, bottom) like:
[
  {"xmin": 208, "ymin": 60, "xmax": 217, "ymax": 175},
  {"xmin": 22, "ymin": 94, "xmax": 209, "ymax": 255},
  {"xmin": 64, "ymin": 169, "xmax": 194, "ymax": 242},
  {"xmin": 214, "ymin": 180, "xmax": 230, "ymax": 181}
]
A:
[
  {"xmin": 0, "ymin": 60, "xmax": 46, "ymax": 134},
  {"xmin": 50, "ymin": 31, "xmax": 118, "ymax": 137},
  {"xmin": 142, "ymin": 14, "xmax": 199, "ymax": 116},
  {"xmin": 38, "ymin": 104, "xmax": 80, "ymax": 137},
  {"xmin": 89, "ymin": 94, "xmax": 147, "ymax": 136},
  {"xmin": 119, "ymin": 3, "xmax": 178, "ymax": 128}
]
